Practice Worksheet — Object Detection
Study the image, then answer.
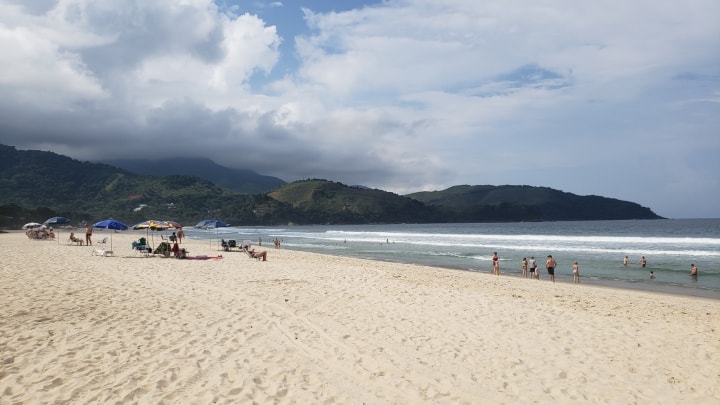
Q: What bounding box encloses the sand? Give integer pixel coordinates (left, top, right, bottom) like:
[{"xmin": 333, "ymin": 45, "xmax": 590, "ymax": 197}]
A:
[{"xmin": 1, "ymin": 230, "xmax": 718, "ymax": 404}]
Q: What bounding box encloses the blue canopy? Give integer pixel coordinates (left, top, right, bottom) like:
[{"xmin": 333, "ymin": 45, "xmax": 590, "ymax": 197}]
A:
[
  {"xmin": 43, "ymin": 216, "xmax": 71, "ymax": 225},
  {"xmin": 92, "ymin": 218, "xmax": 129, "ymax": 251},
  {"xmin": 195, "ymin": 219, "xmax": 231, "ymax": 229},
  {"xmin": 93, "ymin": 218, "xmax": 129, "ymax": 230}
]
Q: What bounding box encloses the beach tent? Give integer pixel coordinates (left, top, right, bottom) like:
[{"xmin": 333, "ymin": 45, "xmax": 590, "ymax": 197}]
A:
[
  {"xmin": 92, "ymin": 218, "xmax": 129, "ymax": 250},
  {"xmin": 43, "ymin": 216, "xmax": 70, "ymax": 226},
  {"xmin": 194, "ymin": 219, "xmax": 230, "ymax": 229}
]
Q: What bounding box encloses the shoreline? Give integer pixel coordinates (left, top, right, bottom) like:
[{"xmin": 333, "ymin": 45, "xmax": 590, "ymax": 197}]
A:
[
  {"xmin": 2, "ymin": 231, "xmax": 719, "ymax": 403},
  {"xmin": 281, "ymin": 246, "xmax": 720, "ymax": 300}
]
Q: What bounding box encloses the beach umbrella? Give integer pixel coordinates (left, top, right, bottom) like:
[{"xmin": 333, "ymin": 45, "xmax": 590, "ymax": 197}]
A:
[
  {"xmin": 92, "ymin": 218, "xmax": 129, "ymax": 250},
  {"xmin": 43, "ymin": 216, "xmax": 71, "ymax": 226},
  {"xmin": 22, "ymin": 222, "xmax": 42, "ymax": 229},
  {"xmin": 163, "ymin": 220, "xmax": 182, "ymax": 229},
  {"xmin": 132, "ymin": 219, "xmax": 167, "ymax": 249},
  {"xmin": 132, "ymin": 219, "xmax": 167, "ymax": 231}
]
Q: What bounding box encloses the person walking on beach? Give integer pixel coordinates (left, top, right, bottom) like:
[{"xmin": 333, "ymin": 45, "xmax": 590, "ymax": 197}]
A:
[
  {"xmin": 572, "ymin": 261, "xmax": 580, "ymax": 284},
  {"xmin": 639, "ymin": 256, "xmax": 647, "ymax": 268},
  {"xmin": 492, "ymin": 252, "xmax": 500, "ymax": 275},
  {"xmin": 690, "ymin": 264, "xmax": 698, "ymax": 278},
  {"xmin": 85, "ymin": 224, "xmax": 93, "ymax": 246},
  {"xmin": 546, "ymin": 255, "xmax": 557, "ymax": 282},
  {"xmin": 522, "ymin": 257, "xmax": 528, "ymax": 278}
]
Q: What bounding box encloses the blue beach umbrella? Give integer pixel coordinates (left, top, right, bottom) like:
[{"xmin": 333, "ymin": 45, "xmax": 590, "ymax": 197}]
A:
[{"xmin": 92, "ymin": 218, "xmax": 129, "ymax": 250}]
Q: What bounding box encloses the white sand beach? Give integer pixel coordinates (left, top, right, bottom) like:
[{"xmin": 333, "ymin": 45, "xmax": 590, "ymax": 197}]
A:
[{"xmin": 1, "ymin": 231, "xmax": 718, "ymax": 404}]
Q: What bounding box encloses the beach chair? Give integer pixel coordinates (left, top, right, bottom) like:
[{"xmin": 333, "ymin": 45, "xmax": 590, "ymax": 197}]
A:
[
  {"xmin": 92, "ymin": 238, "xmax": 113, "ymax": 257},
  {"xmin": 132, "ymin": 238, "xmax": 151, "ymax": 256},
  {"xmin": 154, "ymin": 242, "xmax": 172, "ymax": 258},
  {"xmin": 244, "ymin": 247, "xmax": 266, "ymax": 261}
]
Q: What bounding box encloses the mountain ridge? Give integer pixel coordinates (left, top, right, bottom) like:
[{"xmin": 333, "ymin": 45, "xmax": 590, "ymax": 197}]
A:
[
  {"xmin": 101, "ymin": 157, "xmax": 286, "ymax": 194},
  {"xmin": 0, "ymin": 144, "xmax": 663, "ymax": 228}
]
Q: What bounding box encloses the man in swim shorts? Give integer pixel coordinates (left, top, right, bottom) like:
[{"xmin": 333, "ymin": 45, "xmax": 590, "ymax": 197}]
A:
[{"xmin": 546, "ymin": 255, "xmax": 557, "ymax": 282}]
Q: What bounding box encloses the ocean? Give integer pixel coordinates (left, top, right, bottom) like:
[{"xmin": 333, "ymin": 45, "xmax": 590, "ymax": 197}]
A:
[{"xmin": 185, "ymin": 219, "xmax": 720, "ymax": 298}]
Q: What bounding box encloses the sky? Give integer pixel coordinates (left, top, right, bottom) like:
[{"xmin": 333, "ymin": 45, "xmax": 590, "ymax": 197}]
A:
[{"xmin": 1, "ymin": 0, "xmax": 718, "ymax": 219}]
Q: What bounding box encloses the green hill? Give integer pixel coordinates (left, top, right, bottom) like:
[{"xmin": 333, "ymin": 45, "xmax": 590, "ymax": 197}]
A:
[
  {"xmin": 406, "ymin": 185, "xmax": 662, "ymax": 221},
  {"xmin": 0, "ymin": 144, "xmax": 265, "ymax": 227},
  {"xmin": 268, "ymin": 179, "xmax": 441, "ymax": 224}
]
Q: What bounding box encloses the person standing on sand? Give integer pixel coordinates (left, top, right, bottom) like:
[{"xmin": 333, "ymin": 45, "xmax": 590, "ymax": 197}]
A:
[
  {"xmin": 492, "ymin": 252, "xmax": 500, "ymax": 275},
  {"xmin": 639, "ymin": 256, "xmax": 647, "ymax": 268},
  {"xmin": 690, "ymin": 264, "xmax": 698, "ymax": 278},
  {"xmin": 546, "ymin": 255, "xmax": 557, "ymax": 282},
  {"xmin": 85, "ymin": 224, "xmax": 93, "ymax": 246},
  {"xmin": 176, "ymin": 228, "xmax": 184, "ymax": 244},
  {"xmin": 522, "ymin": 258, "xmax": 528, "ymax": 278},
  {"xmin": 572, "ymin": 261, "xmax": 580, "ymax": 284}
]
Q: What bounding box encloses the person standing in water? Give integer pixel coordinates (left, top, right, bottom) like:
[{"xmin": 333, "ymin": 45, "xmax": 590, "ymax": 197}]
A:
[
  {"xmin": 546, "ymin": 255, "xmax": 557, "ymax": 282},
  {"xmin": 690, "ymin": 264, "xmax": 698, "ymax": 278},
  {"xmin": 529, "ymin": 256, "xmax": 538, "ymax": 279},
  {"xmin": 492, "ymin": 252, "xmax": 500, "ymax": 276},
  {"xmin": 572, "ymin": 261, "xmax": 580, "ymax": 284}
]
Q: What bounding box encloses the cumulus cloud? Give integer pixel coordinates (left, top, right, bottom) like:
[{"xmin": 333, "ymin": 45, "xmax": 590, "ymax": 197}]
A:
[{"xmin": 0, "ymin": 0, "xmax": 718, "ymax": 217}]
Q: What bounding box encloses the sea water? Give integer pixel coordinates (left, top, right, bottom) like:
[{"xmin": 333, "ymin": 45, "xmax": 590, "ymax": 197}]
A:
[{"xmin": 186, "ymin": 219, "xmax": 720, "ymax": 298}]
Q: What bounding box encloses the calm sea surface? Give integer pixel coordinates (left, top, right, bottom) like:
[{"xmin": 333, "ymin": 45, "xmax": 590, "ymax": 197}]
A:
[{"xmin": 186, "ymin": 219, "xmax": 720, "ymax": 298}]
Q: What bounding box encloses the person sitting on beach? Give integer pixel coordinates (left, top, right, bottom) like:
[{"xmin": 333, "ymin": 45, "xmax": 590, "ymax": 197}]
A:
[
  {"xmin": 247, "ymin": 248, "xmax": 267, "ymax": 261},
  {"xmin": 172, "ymin": 242, "xmax": 180, "ymax": 258},
  {"xmin": 690, "ymin": 264, "xmax": 698, "ymax": 277},
  {"xmin": 69, "ymin": 232, "xmax": 83, "ymax": 245}
]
